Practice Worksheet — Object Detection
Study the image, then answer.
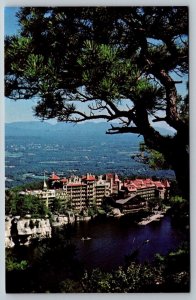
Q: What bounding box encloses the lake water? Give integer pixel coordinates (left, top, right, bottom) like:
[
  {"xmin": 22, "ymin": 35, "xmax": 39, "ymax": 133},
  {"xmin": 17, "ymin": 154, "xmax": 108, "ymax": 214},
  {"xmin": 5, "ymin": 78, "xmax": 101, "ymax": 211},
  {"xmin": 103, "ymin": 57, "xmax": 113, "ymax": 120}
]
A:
[
  {"xmin": 71, "ymin": 214, "xmax": 187, "ymax": 271},
  {"xmin": 7, "ymin": 213, "xmax": 188, "ymax": 293}
]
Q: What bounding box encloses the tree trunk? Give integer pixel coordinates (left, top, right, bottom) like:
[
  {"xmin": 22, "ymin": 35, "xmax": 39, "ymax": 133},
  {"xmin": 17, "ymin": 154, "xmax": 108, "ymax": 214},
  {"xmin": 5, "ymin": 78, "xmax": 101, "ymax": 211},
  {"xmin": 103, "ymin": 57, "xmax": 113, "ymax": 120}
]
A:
[
  {"xmin": 142, "ymin": 125, "xmax": 189, "ymax": 200},
  {"xmin": 168, "ymin": 133, "xmax": 189, "ymax": 200}
]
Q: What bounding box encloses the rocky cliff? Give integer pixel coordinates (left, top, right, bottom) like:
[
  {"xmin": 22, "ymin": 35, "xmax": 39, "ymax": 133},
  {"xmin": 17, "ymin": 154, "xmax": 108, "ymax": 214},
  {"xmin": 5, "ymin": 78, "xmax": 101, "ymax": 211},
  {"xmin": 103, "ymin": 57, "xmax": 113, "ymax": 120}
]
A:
[
  {"xmin": 5, "ymin": 213, "xmax": 78, "ymax": 248},
  {"xmin": 5, "ymin": 216, "xmax": 52, "ymax": 248}
]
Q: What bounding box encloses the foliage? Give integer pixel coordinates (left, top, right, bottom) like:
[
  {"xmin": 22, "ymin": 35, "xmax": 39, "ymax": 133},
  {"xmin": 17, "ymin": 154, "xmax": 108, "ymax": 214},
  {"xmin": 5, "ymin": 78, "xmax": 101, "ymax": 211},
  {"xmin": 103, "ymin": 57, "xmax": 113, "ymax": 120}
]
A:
[
  {"xmin": 5, "ymin": 189, "xmax": 48, "ymax": 217},
  {"xmin": 147, "ymin": 196, "xmax": 164, "ymax": 211},
  {"xmin": 154, "ymin": 242, "xmax": 190, "ymax": 292},
  {"xmin": 170, "ymin": 195, "xmax": 187, "ymax": 205},
  {"xmin": 59, "ymin": 279, "xmax": 83, "ymax": 293},
  {"xmin": 89, "ymin": 199, "xmax": 99, "ymax": 213},
  {"xmin": 5, "ymin": 7, "xmax": 189, "ymax": 198},
  {"xmin": 155, "ymin": 242, "xmax": 189, "ymax": 271},
  {"xmin": 97, "ymin": 208, "xmax": 107, "ymax": 215},
  {"xmin": 169, "ymin": 195, "xmax": 188, "ymax": 215},
  {"xmin": 148, "ymin": 148, "xmax": 167, "ymax": 169},
  {"xmin": 87, "ymin": 207, "xmax": 96, "ymax": 217},
  {"xmin": 82, "ymin": 268, "xmax": 113, "ymax": 292},
  {"xmin": 6, "ymin": 180, "xmax": 45, "ymax": 192},
  {"xmin": 51, "ymin": 198, "xmax": 64, "ymax": 214},
  {"xmin": 81, "ymin": 243, "xmax": 190, "ymax": 293},
  {"xmin": 138, "ymin": 142, "xmax": 171, "ymax": 169},
  {"xmin": 6, "ymin": 224, "xmax": 83, "ymax": 293},
  {"xmin": 169, "ymin": 195, "xmax": 189, "ymax": 226},
  {"xmin": 6, "ymin": 234, "xmax": 189, "ymax": 293},
  {"xmin": 20, "ymin": 180, "xmax": 45, "ymax": 190},
  {"xmin": 6, "ymin": 255, "xmax": 28, "ymax": 272}
]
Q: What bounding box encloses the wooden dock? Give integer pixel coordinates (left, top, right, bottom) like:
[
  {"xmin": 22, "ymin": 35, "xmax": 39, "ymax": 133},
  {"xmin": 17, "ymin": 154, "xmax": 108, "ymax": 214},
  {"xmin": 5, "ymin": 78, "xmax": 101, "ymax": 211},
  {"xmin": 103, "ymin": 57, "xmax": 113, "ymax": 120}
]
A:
[{"xmin": 138, "ymin": 213, "xmax": 164, "ymax": 225}]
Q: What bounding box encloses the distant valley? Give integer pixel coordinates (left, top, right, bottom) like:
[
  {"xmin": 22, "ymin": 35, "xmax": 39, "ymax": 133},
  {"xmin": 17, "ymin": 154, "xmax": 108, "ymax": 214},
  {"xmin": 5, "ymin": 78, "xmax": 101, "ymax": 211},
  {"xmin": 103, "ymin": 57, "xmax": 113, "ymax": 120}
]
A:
[{"xmin": 5, "ymin": 121, "xmax": 175, "ymax": 188}]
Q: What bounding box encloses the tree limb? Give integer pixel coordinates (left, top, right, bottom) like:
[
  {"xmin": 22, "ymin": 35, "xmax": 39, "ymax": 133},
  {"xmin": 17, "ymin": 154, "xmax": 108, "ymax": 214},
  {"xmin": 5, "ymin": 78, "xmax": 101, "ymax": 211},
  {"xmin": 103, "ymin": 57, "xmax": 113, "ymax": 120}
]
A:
[{"xmin": 106, "ymin": 125, "xmax": 141, "ymax": 134}]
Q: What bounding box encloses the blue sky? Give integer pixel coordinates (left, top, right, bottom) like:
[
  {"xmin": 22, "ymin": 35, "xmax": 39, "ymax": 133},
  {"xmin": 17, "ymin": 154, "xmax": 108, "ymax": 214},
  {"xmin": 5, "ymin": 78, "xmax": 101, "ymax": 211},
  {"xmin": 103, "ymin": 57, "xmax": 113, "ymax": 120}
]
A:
[
  {"xmin": 4, "ymin": 7, "xmax": 20, "ymax": 36},
  {"xmin": 5, "ymin": 7, "xmax": 39, "ymax": 123},
  {"xmin": 4, "ymin": 7, "xmax": 188, "ymax": 127}
]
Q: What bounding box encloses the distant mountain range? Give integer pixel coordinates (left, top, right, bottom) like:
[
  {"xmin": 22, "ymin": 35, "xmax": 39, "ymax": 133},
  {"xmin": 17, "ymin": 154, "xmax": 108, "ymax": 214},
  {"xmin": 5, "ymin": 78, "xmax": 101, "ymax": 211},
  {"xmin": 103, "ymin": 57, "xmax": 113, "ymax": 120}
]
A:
[{"xmin": 5, "ymin": 121, "xmax": 174, "ymax": 138}]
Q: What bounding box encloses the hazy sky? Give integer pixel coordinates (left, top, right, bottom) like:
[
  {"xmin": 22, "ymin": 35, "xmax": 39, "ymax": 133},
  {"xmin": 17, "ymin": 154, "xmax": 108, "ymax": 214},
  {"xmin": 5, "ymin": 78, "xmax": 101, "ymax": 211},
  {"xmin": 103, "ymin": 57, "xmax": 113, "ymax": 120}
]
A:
[{"xmin": 4, "ymin": 7, "xmax": 188, "ymax": 128}]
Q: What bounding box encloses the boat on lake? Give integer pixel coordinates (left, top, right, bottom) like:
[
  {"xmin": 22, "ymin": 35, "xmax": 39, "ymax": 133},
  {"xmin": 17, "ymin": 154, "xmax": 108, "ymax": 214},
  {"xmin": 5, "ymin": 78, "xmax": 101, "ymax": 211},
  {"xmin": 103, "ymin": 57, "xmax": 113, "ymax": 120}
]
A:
[{"xmin": 81, "ymin": 237, "xmax": 92, "ymax": 241}]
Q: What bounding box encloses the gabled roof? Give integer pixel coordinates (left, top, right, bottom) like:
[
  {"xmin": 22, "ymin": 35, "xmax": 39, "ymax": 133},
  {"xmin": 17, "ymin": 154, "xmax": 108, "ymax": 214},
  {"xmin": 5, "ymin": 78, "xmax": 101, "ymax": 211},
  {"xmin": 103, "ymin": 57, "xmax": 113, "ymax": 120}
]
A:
[
  {"xmin": 124, "ymin": 178, "xmax": 159, "ymax": 189},
  {"xmin": 83, "ymin": 175, "xmax": 96, "ymax": 181},
  {"xmin": 50, "ymin": 172, "xmax": 60, "ymax": 180},
  {"xmin": 87, "ymin": 176, "xmax": 96, "ymax": 181},
  {"xmin": 163, "ymin": 180, "xmax": 170, "ymax": 188}
]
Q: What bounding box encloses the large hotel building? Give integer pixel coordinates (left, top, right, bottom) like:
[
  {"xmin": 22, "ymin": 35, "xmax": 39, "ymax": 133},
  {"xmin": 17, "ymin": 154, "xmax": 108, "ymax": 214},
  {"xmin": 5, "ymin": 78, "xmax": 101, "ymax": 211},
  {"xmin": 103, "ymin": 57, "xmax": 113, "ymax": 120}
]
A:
[
  {"xmin": 50, "ymin": 173, "xmax": 118, "ymax": 210},
  {"xmin": 20, "ymin": 172, "xmax": 170, "ymax": 211}
]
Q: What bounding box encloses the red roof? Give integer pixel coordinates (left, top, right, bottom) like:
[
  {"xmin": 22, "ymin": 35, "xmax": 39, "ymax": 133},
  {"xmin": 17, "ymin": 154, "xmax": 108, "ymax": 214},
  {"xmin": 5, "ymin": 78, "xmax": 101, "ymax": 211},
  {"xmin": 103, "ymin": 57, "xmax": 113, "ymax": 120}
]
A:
[
  {"xmin": 87, "ymin": 176, "xmax": 95, "ymax": 181},
  {"xmin": 146, "ymin": 183, "xmax": 155, "ymax": 187},
  {"xmin": 123, "ymin": 176, "xmax": 171, "ymax": 193},
  {"xmin": 106, "ymin": 173, "xmax": 114, "ymax": 179},
  {"xmin": 127, "ymin": 187, "xmax": 137, "ymax": 191},
  {"xmin": 67, "ymin": 183, "xmax": 86, "ymax": 187},
  {"xmin": 134, "ymin": 179, "xmax": 144, "ymax": 185},
  {"xmin": 143, "ymin": 179, "xmax": 153, "ymax": 184},
  {"xmin": 61, "ymin": 178, "xmax": 67, "ymax": 183},
  {"xmin": 130, "ymin": 183, "xmax": 137, "ymax": 188},
  {"xmin": 124, "ymin": 178, "xmax": 158, "ymax": 190},
  {"xmin": 50, "ymin": 172, "xmax": 60, "ymax": 180},
  {"xmin": 163, "ymin": 180, "xmax": 170, "ymax": 188},
  {"xmin": 154, "ymin": 181, "xmax": 164, "ymax": 188},
  {"xmin": 83, "ymin": 175, "xmax": 95, "ymax": 181}
]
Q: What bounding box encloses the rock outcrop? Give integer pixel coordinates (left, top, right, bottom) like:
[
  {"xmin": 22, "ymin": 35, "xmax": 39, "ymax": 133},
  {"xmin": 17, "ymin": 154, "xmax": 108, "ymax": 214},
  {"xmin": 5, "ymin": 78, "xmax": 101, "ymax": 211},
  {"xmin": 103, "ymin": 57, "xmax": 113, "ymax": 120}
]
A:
[
  {"xmin": 51, "ymin": 214, "xmax": 69, "ymax": 227},
  {"xmin": 5, "ymin": 216, "xmax": 15, "ymax": 248},
  {"xmin": 5, "ymin": 213, "xmax": 76, "ymax": 248},
  {"xmin": 5, "ymin": 216, "xmax": 52, "ymax": 248},
  {"xmin": 107, "ymin": 208, "xmax": 124, "ymax": 217}
]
